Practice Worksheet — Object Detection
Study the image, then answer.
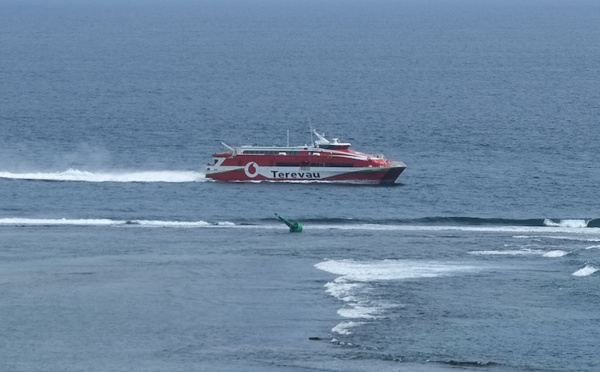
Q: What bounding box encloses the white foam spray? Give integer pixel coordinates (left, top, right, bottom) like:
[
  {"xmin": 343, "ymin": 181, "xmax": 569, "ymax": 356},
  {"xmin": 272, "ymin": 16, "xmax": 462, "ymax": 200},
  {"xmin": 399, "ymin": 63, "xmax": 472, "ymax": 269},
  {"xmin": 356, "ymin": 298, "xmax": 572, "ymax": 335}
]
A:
[
  {"xmin": 316, "ymin": 259, "xmax": 478, "ymax": 332},
  {"xmin": 469, "ymin": 249, "xmax": 545, "ymax": 256},
  {"xmin": 331, "ymin": 321, "xmax": 365, "ymax": 335},
  {"xmin": 0, "ymin": 169, "xmax": 206, "ymax": 183},
  {"xmin": 468, "ymin": 249, "xmax": 569, "ymax": 257},
  {"xmin": 514, "ymin": 235, "xmax": 600, "ymax": 243},
  {"xmin": 543, "ymin": 219, "xmax": 589, "ymax": 228},
  {"xmin": 0, "ymin": 218, "xmax": 123, "ymax": 226},
  {"xmin": 572, "ymin": 265, "xmax": 598, "ymax": 277},
  {"xmin": 306, "ymin": 224, "xmax": 600, "ymax": 238},
  {"xmin": 315, "ymin": 259, "xmax": 479, "ymax": 282},
  {"xmin": 543, "ymin": 250, "xmax": 570, "ymax": 258},
  {"xmin": 0, "ymin": 218, "xmax": 227, "ymax": 228}
]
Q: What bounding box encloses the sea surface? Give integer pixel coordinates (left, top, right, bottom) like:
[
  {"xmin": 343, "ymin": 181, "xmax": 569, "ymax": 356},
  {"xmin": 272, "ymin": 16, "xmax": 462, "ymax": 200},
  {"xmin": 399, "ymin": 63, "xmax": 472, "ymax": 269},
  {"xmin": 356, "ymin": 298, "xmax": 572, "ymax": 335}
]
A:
[{"xmin": 1, "ymin": 0, "xmax": 600, "ymax": 371}]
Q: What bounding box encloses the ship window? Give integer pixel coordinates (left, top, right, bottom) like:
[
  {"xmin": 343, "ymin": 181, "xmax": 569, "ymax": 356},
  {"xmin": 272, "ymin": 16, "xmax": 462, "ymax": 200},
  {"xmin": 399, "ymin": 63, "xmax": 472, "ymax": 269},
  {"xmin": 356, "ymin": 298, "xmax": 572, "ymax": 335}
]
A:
[
  {"xmin": 240, "ymin": 150, "xmax": 300, "ymax": 155},
  {"xmin": 241, "ymin": 150, "xmax": 302, "ymax": 155},
  {"xmin": 311, "ymin": 163, "xmax": 354, "ymax": 167},
  {"xmin": 276, "ymin": 162, "xmax": 300, "ymax": 167}
]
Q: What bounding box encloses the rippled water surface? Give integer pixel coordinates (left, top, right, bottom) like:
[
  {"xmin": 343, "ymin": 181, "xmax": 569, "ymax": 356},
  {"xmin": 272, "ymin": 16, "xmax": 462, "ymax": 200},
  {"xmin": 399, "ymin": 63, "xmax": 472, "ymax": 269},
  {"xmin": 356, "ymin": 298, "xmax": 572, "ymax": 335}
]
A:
[{"xmin": 2, "ymin": 1, "xmax": 600, "ymax": 371}]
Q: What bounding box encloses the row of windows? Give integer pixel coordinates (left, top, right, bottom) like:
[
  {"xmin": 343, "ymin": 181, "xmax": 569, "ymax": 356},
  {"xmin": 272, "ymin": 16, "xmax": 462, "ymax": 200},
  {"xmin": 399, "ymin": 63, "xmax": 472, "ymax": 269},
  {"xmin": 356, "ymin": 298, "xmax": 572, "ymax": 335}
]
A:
[
  {"xmin": 276, "ymin": 162, "xmax": 355, "ymax": 168},
  {"xmin": 241, "ymin": 150, "xmax": 301, "ymax": 155}
]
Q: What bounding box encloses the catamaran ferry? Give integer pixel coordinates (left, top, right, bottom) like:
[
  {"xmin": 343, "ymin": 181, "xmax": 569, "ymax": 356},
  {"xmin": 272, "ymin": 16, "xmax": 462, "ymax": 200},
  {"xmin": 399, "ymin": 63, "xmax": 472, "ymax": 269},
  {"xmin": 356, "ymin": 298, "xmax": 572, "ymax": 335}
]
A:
[{"xmin": 205, "ymin": 130, "xmax": 406, "ymax": 184}]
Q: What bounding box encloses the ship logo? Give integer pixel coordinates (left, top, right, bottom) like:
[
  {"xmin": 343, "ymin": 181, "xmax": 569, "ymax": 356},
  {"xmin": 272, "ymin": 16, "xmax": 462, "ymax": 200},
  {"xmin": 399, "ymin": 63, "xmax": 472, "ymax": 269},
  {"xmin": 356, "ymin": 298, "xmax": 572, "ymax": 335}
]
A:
[{"xmin": 244, "ymin": 162, "xmax": 260, "ymax": 178}]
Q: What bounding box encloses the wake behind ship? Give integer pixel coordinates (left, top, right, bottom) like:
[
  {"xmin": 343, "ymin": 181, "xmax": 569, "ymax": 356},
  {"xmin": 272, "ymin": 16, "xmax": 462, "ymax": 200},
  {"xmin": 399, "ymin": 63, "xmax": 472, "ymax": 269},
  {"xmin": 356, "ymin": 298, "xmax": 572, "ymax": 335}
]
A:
[{"xmin": 205, "ymin": 130, "xmax": 406, "ymax": 184}]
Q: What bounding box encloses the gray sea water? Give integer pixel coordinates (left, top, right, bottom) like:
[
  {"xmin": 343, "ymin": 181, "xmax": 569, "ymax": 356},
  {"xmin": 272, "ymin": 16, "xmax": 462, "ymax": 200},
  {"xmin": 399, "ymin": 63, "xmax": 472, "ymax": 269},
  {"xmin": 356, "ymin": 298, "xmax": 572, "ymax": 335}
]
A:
[{"xmin": 1, "ymin": 0, "xmax": 600, "ymax": 371}]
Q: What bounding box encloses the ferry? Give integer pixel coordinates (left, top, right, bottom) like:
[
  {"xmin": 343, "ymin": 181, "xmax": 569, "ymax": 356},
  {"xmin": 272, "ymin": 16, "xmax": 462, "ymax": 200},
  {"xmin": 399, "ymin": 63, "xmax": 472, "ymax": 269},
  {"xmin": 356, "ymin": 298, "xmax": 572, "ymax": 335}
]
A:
[{"xmin": 205, "ymin": 130, "xmax": 406, "ymax": 184}]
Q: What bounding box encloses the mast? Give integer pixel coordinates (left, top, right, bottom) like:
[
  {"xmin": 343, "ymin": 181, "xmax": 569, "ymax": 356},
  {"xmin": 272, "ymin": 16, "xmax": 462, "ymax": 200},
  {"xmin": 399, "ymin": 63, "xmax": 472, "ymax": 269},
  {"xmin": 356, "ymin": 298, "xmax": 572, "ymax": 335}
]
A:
[{"xmin": 307, "ymin": 114, "xmax": 314, "ymax": 146}]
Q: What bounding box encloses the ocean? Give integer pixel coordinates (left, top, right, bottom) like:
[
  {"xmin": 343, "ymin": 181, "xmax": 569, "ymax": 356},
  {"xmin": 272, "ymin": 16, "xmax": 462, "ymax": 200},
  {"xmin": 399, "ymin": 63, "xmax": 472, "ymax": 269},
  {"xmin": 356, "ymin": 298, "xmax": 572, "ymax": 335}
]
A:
[{"xmin": 1, "ymin": 0, "xmax": 599, "ymax": 371}]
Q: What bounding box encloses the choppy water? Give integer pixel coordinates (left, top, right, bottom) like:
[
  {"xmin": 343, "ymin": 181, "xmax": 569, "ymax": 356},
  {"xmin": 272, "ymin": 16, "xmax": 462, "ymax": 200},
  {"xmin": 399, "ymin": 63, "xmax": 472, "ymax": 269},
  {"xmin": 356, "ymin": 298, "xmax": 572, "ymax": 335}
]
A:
[{"xmin": 2, "ymin": 1, "xmax": 600, "ymax": 371}]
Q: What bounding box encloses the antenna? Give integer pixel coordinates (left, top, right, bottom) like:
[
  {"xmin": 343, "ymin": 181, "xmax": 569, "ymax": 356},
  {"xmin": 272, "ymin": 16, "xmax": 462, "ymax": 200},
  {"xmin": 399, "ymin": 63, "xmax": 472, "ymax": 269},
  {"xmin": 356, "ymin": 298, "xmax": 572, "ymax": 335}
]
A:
[
  {"xmin": 307, "ymin": 114, "xmax": 314, "ymax": 145},
  {"xmin": 287, "ymin": 129, "xmax": 289, "ymax": 147}
]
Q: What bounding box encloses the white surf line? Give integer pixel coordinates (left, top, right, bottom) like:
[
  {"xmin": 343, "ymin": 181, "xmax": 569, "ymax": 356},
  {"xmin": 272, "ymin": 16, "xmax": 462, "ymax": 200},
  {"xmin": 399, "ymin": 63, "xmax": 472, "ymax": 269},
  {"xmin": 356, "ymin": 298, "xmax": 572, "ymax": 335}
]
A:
[
  {"xmin": 307, "ymin": 224, "xmax": 600, "ymax": 237},
  {"xmin": 0, "ymin": 218, "xmax": 285, "ymax": 229},
  {"xmin": 468, "ymin": 249, "xmax": 570, "ymax": 257},
  {"xmin": 543, "ymin": 218, "xmax": 590, "ymax": 228}
]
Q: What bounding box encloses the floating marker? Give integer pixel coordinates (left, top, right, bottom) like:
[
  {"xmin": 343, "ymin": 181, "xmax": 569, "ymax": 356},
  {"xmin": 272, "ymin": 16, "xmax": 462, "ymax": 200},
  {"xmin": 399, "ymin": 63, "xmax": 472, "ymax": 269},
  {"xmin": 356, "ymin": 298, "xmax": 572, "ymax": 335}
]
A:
[{"xmin": 275, "ymin": 213, "xmax": 303, "ymax": 232}]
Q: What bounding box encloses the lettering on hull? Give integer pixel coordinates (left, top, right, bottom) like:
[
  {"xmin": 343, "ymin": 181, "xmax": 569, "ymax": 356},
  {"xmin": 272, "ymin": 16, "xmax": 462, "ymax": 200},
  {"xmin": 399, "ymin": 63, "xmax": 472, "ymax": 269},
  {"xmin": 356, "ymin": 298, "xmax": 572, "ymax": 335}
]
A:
[{"xmin": 270, "ymin": 171, "xmax": 321, "ymax": 179}]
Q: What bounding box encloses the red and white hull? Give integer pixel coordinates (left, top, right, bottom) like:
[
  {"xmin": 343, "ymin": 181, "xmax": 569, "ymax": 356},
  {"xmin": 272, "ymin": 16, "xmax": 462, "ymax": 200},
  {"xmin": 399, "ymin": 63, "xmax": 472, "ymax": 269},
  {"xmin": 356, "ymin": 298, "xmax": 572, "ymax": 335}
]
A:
[
  {"xmin": 205, "ymin": 131, "xmax": 406, "ymax": 185},
  {"xmin": 207, "ymin": 162, "xmax": 405, "ymax": 184}
]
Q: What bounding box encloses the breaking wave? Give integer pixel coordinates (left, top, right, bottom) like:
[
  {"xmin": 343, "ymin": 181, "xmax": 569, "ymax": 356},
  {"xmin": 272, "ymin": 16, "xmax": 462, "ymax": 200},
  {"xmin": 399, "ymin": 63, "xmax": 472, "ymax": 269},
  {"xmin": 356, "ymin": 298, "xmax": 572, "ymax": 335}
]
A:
[
  {"xmin": 315, "ymin": 259, "xmax": 479, "ymax": 282},
  {"xmin": 543, "ymin": 250, "xmax": 570, "ymax": 258},
  {"xmin": 0, "ymin": 169, "xmax": 206, "ymax": 183},
  {"xmin": 331, "ymin": 321, "xmax": 365, "ymax": 335},
  {"xmin": 513, "ymin": 235, "xmax": 600, "ymax": 243},
  {"xmin": 572, "ymin": 265, "xmax": 598, "ymax": 277},
  {"xmin": 468, "ymin": 249, "xmax": 570, "ymax": 257},
  {"xmin": 0, "ymin": 218, "xmax": 234, "ymax": 228},
  {"xmin": 316, "ymin": 259, "xmax": 479, "ymax": 333},
  {"xmin": 277, "ymin": 216, "xmax": 600, "ymax": 230},
  {"xmin": 3, "ymin": 216, "xmax": 600, "ymax": 235},
  {"xmin": 543, "ymin": 219, "xmax": 590, "ymax": 228}
]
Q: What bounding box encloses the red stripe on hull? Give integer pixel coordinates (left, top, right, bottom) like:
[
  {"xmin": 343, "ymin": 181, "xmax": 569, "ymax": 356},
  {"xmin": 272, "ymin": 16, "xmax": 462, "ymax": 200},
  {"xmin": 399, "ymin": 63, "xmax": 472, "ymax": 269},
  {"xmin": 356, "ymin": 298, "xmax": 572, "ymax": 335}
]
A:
[
  {"xmin": 206, "ymin": 165, "xmax": 405, "ymax": 184},
  {"xmin": 319, "ymin": 167, "xmax": 405, "ymax": 184}
]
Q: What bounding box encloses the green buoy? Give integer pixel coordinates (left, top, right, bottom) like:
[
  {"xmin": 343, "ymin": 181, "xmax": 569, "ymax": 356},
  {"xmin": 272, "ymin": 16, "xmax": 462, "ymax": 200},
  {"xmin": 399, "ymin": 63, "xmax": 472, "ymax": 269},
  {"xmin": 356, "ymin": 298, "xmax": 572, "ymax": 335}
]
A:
[{"xmin": 275, "ymin": 213, "xmax": 303, "ymax": 232}]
